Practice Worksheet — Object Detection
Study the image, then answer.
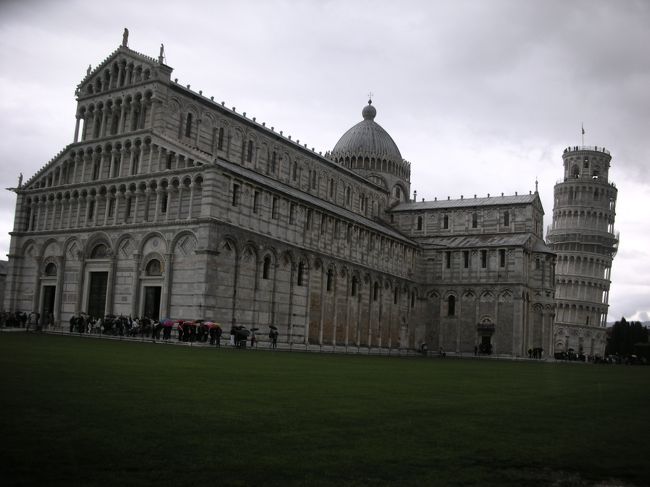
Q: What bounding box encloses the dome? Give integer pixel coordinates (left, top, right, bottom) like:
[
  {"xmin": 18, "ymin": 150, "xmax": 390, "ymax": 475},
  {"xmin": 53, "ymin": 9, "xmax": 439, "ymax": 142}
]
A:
[{"xmin": 332, "ymin": 100, "xmax": 402, "ymax": 163}]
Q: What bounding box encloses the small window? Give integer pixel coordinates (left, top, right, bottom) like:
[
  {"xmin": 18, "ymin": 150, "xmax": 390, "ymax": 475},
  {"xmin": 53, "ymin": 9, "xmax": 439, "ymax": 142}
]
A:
[
  {"xmin": 253, "ymin": 191, "xmax": 260, "ymax": 214},
  {"xmin": 88, "ymin": 200, "xmax": 95, "ymax": 220},
  {"xmin": 346, "ymin": 187, "xmax": 351, "ymax": 206},
  {"xmin": 185, "ymin": 113, "xmax": 193, "ymax": 138},
  {"xmin": 417, "ymin": 216, "xmax": 423, "ymax": 230},
  {"xmin": 166, "ymin": 153, "xmax": 173, "ymax": 170},
  {"xmin": 499, "ymin": 249, "xmax": 506, "ymax": 268},
  {"xmin": 327, "ymin": 269, "xmax": 333, "ymax": 292},
  {"xmin": 306, "ymin": 209, "xmax": 312, "ymax": 229},
  {"xmin": 270, "ymin": 151, "xmax": 276, "ymax": 173},
  {"xmin": 351, "ymin": 277, "xmax": 358, "ymax": 297},
  {"xmin": 297, "ymin": 262, "xmax": 305, "ymax": 286},
  {"xmin": 445, "ymin": 251, "xmax": 451, "ymax": 269},
  {"xmin": 217, "ymin": 127, "xmax": 224, "ymax": 150},
  {"xmin": 472, "ymin": 212, "xmax": 478, "ymax": 228},
  {"xmin": 463, "ymin": 251, "xmax": 469, "ymax": 269},
  {"xmin": 292, "ymin": 161, "xmax": 298, "ymax": 181},
  {"xmin": 311, "ymin": 171, "xmax": 317, "ymax": 189},
  {"xmin": 272, "ymin": 197, "xmax": 279, "ymax": 219},
  {"xmin": 329, "ymin": 179, "xmax": 335, "ymax": 198},
  {"xmin": 503, "ymin": 211, "xmax": 510, "ymax": 227},
  {"xmin": 448, "ymin": 295, "xmax": 455, "ymax": 316},
  {"xmin": 108, "ymin": 198, "xmax": 115, "ymax": 217},
  {"xmin": 289, "ymin": 203, "xmax": 296, "ymax": 224},
  {"xmin": 443, "ymin": 215, "xmax": 449, "ymax": 229},
  {"xmin": 373, "ymin": 282, "xmax": 379, "ymax": 301},
  {"xmin": 393, "ymin": 287, "xmax": 398, "ymax": 304},
  {"xmin": 146, "ymin": 259, "xmax": 162, "ymax": 276},
  {"xmin": 125, "ymin": 197, "xmax": 132, "ymax": 220},
  {"xmin": 263, "ymin": 256, "xmax": 271, "ymax": 280},
  {"xmin": 535, "ymin": 258, "xmax": 540, "ymax": 270},
  {"xmin": 481, "ymin": 250, "xmax": 487, "ymax": 269},
  {"xmin": 232, "ymin": 184, "xmax": 240, "ymax": 207},
  {"xmin": 246, "ymin": 140, "xmax": 254, "ymax": 163},
  {"xmin": 411, "ymin": 292, "xmax": 415, "ymax": 308}
]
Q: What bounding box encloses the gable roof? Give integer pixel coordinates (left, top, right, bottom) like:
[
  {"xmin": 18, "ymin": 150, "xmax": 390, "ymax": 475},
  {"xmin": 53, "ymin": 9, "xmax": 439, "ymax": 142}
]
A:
[{"xmin": 391, "ymin": 193, "xmax": 543, "ymax": 212}]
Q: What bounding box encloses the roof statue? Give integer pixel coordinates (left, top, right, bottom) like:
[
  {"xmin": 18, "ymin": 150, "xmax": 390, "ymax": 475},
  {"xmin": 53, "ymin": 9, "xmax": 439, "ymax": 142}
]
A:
[
  {"xmin": 18, "ymin": 172, "xmax": 23, "ymax": 188},
  {"xmin": 86, "ymin": 64, "xmax": 91, "ymax": 76},
  {"xmin": 122, "ymin": 28, "xmax": 129, "ymax": 47},
  {"xmin": 159, "ymin": 43, "xmax": 165, "ymax": 64}
]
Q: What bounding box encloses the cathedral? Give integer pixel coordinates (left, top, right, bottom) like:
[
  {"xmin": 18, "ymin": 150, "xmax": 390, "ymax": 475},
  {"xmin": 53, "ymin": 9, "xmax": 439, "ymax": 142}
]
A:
[{"xmin": 3, "ymin": 34, "xmax": 616, "ymax": 357}]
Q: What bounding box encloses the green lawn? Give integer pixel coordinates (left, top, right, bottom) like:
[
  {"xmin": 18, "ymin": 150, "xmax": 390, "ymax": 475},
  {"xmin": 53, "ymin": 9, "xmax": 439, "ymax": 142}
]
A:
[{"xmin": 0, "ymin": 333, "xmax": 648, "ymax": 486}]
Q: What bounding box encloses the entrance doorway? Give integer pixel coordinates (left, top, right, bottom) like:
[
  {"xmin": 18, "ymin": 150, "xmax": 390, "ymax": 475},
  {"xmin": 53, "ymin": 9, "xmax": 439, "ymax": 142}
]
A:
[
  {"xmin": 143, "ymin": 286, "xmax": 161, "ymax": 320},
  {"xmin": 479, "ymin": 335, "xmax": 493, "ymax": 354},
  {"xmin": 87, "ymin": 272, "xmax": 108, "ymax": 319},
  {"xmin": 41, "ymin": 285, "xmax": 56, "ymax": 328}
]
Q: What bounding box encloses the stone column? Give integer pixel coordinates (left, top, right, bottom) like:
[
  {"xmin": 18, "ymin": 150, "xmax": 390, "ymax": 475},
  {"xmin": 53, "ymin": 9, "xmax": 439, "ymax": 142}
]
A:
[
  {"xmin": 119, "ymin": 100, "xmax": 127, "ymax": 134},
  {"xmin": 31, "ymin": 255, "xmax": 42, "ymax": 314},
  {"xmin": 105, "ymin": 253, "xmax": 117, "ymax": 316},
  {"xmin": 73, "ymin": 116, "xmax": 81, "ymax": 143},
  {"xmin": 114, "ymin": 193, "xmax": 122, "ymax": 225},
  {"xmin": 154, "ymin": 189, "xmax": 161, "ymax": 222},
  {"xmin": 53, "ymin": 255, "xmax": 65, "ymax": 326},
  {"xmin": 75, "ymin": 254, "xmax": 86, "ymax": 314},
  {"xmin": 131, "ymin": 252, "xmax": 141, "ymax": 317},
  {"xmin": 162, "ymin": 252, "xmax": 174, "ymax": 318},
  {"xmin": 187, "ymin": 183, "xmax": 195, "ymax": 219}
]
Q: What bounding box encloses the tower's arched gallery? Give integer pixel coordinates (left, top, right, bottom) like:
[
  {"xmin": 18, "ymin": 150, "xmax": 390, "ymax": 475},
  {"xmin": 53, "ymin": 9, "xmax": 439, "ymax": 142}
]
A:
[{"xmin": 4, "ymin": 38, "xmax": 617, "ymax": 356}]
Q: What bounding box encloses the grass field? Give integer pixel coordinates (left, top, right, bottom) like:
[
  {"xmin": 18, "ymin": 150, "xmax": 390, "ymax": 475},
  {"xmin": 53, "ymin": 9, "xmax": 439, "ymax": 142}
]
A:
[{"xmin": 0, "ymin": 333, "xmax": 648, "ymax": 486}]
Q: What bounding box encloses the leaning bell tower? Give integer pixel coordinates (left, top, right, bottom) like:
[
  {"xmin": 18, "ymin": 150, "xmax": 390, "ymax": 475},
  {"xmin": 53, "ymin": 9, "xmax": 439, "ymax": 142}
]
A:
[{"xmin": 547, "ymin": 145, "xmax": 619, "ymax": 356}]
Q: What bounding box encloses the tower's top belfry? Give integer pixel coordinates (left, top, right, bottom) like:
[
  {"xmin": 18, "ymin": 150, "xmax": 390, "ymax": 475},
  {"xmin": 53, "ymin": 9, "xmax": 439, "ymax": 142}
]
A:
[{"xmin": 561, "ymin": 145, "xmax": 612, "ymax": 183}]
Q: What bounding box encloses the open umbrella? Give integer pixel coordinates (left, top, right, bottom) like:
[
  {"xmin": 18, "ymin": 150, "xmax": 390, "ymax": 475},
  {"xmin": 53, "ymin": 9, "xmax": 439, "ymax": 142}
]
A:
[{"xmin": 269, "ymin": 325, "xmax": 278, "ymax": 330}]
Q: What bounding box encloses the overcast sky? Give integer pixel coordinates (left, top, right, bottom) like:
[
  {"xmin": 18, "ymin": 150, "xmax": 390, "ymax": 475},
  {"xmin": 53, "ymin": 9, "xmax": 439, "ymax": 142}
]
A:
[{"xmin": 0, "ymin": 0, "xmax": 648, "ymax": 322}]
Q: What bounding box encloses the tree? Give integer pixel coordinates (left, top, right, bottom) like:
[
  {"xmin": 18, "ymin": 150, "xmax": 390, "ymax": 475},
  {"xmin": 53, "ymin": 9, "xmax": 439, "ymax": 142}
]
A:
[{"xmin": 606, "ymin": 318, "xmax": 649, "ymax": 356}]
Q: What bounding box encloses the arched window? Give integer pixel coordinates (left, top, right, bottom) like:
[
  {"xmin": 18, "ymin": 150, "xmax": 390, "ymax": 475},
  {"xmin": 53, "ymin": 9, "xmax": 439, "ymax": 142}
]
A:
[
  {"xmin": 571, "ymin": 165, "xmax": 579, "ymax": 178},
  {"xmin": 393, "ymin": 287, "xmax": 399, "ymax": 304},
  {"xmin": 263, "ymin": 256, "xmax": 271, "ymax": 280},
  {"xmin": 185, "ymin": 113, "xmax": 193, "ymax": 138},
  {"xmin": 346, "ymin": 187, "xmax": 351, "ymax": 206},
  {"xmin": 417, "ymin": 216, "xmax": 423, "ymax": 230},
  {"xmin": 146, "ymin": 259, "xmax": 162, "ymax": 276},
  {"xmin": 443, "ymin": 215, "xmax": 449, "ymax": 229},
  {"xmin": 329, "ymin": 179, "xmax": 335, "ymax": 198},
  {"xmin": 411, "ymin": 292, "xmax": 416, "ymax": 308},
  {"xmin": 373, "ymin": 282, "xmax": 379, "ymax": 301},
  {"xmin": 351, "ymin": 276, "xmax": 358, "ymax": 297},
  {"xmin": 326, "ymin": 269, "xmax": 333, "ymax": 291},
  {"xmin": 448, "ymin": 295, "xmax": 456, "ymax": 316},
  {"xmin": 503, "ymin": 211, "xmax": 510, "ymax": 226},
  {"xmin": 472, "ymin": 212, "xmax": 478, "ymax": 228},
  {"xmin": 44, "ymin": 262, "xmax": 57, "ymax": 276},
  {"xmin": 90, "ymin": 243, "xmax": 108, "ymax": 259}
]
